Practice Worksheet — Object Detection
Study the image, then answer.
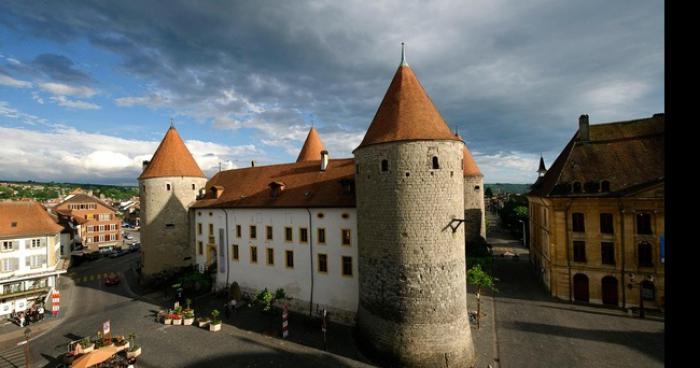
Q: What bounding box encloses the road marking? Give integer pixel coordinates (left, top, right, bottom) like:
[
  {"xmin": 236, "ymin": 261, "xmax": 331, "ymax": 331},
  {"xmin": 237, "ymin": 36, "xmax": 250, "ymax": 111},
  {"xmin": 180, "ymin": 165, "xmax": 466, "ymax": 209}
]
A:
[{"xmin": 0, "ymin": 346, "xmax": 25, "ymax": 368}]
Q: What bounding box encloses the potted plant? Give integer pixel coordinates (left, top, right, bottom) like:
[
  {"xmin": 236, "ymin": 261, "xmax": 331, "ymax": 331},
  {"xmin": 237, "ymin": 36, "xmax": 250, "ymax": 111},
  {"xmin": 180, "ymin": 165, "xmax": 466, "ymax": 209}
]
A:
[
  {"xmin": 126, "ymin": 333, "xmax": 141, "ymax": 359},
  {"xmin": 197, "ymin": 316, "xmax": 210, "ymax": 328},
  {"xmin": 209, "ymin": 309, "xmax": 222, "ymax": 332},
  {"xmin": 163, "ymin": 311, "xmax": 173, "ymax": 325},
  {"xmin": 183, "ymin": 310, "xmax": 195, "ymax": 325},
  {"xmin": 79, "ymin": 337, "xmax": 94, "ymax": 353},
  {"xmin": 114, "ymin": 335, "xmax": 129, "ymax": 351},
  {"xmin": 184, "ymin": 298, "xmax": 193, "ymax": 313},
  {"xmin": 171, "ymin": 313, "xmax": 183, "ymax": 325}
]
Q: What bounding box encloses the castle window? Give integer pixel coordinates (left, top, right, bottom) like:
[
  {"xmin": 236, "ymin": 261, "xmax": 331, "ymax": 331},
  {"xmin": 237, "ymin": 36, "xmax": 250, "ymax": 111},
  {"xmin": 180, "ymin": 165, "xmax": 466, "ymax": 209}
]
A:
[
  {"xmin": 318, "ymin": 228, "xmax": 326, "ymax": 244},
  {"xmin": 342, "ymin": 213, "xmax": 349, "ymax": 219},
  {"xmin": 300, "ymin": 228, "xmax": 308, "ymax": 243},
  {"xmin": 636, "ymin": 213, "xmax": 653, "ymax": 235},
  {"xmin": 250, "ymin": 225, "xmax": 257, "ymax": 239},
  {"xmin": 342, "ymin": 229, "xmax": 351, "ymax": 246},
  {"xmin": 475, "ymin": 185, "xmax": 480, "ymax": 191},
  {"xmin": 405, "ymin": 172, "xmax": 410, "ymax": 177},
  {"xmin": 236, "ymin": 225, "xmax": 241, "ymax": 238},
  {"xmin": 601, "ymin": 242, "xmax": 615, "ymax": 265},
  {"xmin": 600, "ymin": 213, "xmax": 614, "ymax": 234},
  {"xmin": 166, "ymin": 184, "xmax": 171, "ymax": 191},
  {"xmin": 601, "ymin": 180, "xmax": 610, "ymax": 192},
  {"xmin": 286, "ymin": 250, "xmax": 294, "ymax": 268},
  {"xmin": 266, "ymin": 248, "xmax": 274, "ymax": 265},
  {"xmin": 250, "ymin": 246, "xmax": 258, "ymax": 263},
  {"xmin": 381, "ymin": 159, "xmax": 389, "ymax": 172},
  {"xmin": 192, "ymin": 184, "xmax": 196, "ymax": 190},
  {"xmin": 432, "ymin": 156, "xmax": 440, "ymax": 169},
  {"xmin": 266, "ymin": 226, "xmax": 273, "ymax": 240},
  {"xmin": 232, "ymin": 244, "xmax": 239, "ymax": 261},
  {"xmin": 198, "ymin": 241, "xmax": 203, "ymax": 255},
  {"xmin": 318, "ymin": 254, "xmax": 328, "ymax": 273},
  {"xmin": 572, "ymin": 182, "xmax": 582, "ymax": 193},
  {"xmin": 317, "ymin": 213, "xmax": 324, "ymax": 219},
  {"xmin": 209, "ymin": 224, "xmax": 214, "ymax": 235},
  {"xmin": 572, "ymin": 213, "xmax": 585, "ymax": 232},
  {"xmin": 342, "ymin": 256, "xmax": 353, "ymax": 277},
  {"xmin": 573, "ymin": 241, "xmax": 586, "ymax": 262},
  {"xmin": 285, "ymin": 227, "xmax": 293, "ymax": 242},
  {"xmin": 638, "ymin": 241, "xmax": 653, "ymax": 267},
  {"xmin": 197, "ymin": 223, "xmax": 202, "ymax": 235},
  {"xmin": 165, "ymin": 224, "xmax": 175, "ymax": 229}
]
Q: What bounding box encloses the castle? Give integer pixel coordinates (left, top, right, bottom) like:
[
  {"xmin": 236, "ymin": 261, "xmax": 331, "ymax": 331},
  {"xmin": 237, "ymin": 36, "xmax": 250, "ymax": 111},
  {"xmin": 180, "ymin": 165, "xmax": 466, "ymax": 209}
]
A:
[{"xmin": 139, "ymin": 46, "xmax": 483, "ymax": 367}]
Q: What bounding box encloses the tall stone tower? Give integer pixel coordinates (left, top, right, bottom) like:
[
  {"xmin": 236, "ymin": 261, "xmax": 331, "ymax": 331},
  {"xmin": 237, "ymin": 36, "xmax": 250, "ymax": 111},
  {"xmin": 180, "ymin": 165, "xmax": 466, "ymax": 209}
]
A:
[
  {"xmin": 139, "ymin": 125, "xmax": 207, "ymax": 278},
  {"xmin": 461, "ymin": 136, "xmax": 486, "ymax": 242},
  {"xmin": 354, "ymin": 45, "xmax": 475, "ymax": 367}
]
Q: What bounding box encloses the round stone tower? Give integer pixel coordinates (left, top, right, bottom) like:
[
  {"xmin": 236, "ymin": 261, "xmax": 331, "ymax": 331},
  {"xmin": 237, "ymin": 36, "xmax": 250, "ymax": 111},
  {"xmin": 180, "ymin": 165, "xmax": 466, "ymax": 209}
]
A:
[
  {"xmin": 354, "ymin": 45, "xmax": 475, "ymax": 367},
  {"xmin": 139, "ymin": 125, "xmax": 207, "ymax": 278},
  {"xmin": 460, "ymin": 136, "xmax": 486, "ymax": 242}
]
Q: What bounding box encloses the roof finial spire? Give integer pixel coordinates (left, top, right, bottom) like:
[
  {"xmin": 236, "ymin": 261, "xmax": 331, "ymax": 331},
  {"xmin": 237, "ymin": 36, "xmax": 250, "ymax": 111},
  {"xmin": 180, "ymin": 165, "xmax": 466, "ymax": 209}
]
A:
[
  {"xmin": 170, "ymin": 118, "xmax": 174, "ymax": 128},
  {"xmin": 400, "ymin": 42, "xmax": 408, "ymax": 67}
]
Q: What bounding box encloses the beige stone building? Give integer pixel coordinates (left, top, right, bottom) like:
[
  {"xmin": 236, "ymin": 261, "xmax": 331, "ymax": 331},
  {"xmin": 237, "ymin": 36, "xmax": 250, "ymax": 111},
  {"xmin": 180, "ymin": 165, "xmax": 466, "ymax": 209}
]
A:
[{"xmin": 528, "ymin": 113, "xmax": 664, "ymax": 311}]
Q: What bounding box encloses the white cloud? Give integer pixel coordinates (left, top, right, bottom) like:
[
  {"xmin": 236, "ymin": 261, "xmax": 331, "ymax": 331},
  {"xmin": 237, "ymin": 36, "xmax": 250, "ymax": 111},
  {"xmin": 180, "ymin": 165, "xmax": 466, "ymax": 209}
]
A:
[
  {"xmin": 38, "ymin": 82, "xmax": 97, "ymax": 97},
  {"xmin": 0, "ymin": 125, "xmax": 261, "ymax": 184},
  {"xmin": 31, "ymin": 92, "xmax": 45, "ymax": 104},
  {"xmin": 474, "ymin": 151, "xmax": 541, "ymax": 184},
  {"xmin": 0, "ymin": 101, "xmax": 47, "ymax": 125},
  {"xmin": 50, "ymin": 95, "xmax": 101, "ymax": 110},
  {"xmin": 0, "ymin": 73, "xmax": 32, "ymax": 88}
]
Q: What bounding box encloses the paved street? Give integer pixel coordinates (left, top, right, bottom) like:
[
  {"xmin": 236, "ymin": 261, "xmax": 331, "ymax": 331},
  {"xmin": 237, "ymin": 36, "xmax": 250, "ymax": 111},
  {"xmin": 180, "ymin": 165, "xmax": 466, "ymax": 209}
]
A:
[{"xmin": 483, "ymin": 210, "xmax": 665, "ymax": 368}]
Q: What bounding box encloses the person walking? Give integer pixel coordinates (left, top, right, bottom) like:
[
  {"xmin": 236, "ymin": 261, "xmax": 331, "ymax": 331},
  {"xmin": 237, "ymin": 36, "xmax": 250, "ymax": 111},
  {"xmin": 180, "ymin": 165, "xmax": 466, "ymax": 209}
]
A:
[
  {"xmin": 18, "ymin": 312, "xmax": 25, "ymax": 327},
  {"xmin": 38, "ymin": 304, "xmax": 45, "ymax": 321}
]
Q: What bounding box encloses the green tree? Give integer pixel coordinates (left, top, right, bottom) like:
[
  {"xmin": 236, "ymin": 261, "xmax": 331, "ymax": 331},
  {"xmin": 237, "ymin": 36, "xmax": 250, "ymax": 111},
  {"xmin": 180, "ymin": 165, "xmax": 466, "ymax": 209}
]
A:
[
  {"xmin": 467, "ymin": 264, "xmax": 497, "ymax": 329},
  {"xmin": 485, "ymin": 187, "xmax": 494, "ymax": 198}
]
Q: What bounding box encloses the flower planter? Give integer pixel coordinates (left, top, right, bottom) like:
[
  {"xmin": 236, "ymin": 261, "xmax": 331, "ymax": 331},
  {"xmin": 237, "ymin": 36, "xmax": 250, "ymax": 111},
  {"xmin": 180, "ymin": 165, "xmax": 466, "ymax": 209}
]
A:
[
  {"xmin": 183, "ymin": 317, "xmax": 195, "ymax": 325},
  {"xmin": 163, "ymin": 318, "xmax": 172, "ymax": 325},
  {"xmin": 172, "ymin": 318, "xmax": 183, "ymax": 325},
  {"xmin": 127, "ymin": 347, "xmax": 142, "ymax": 359},
  {"xmin": 209, "ymin": 322, "xmax": 222, "ymax": 332},
  {"xmin": 197, "ymin": 319, "xmax": 210, "ymax": 328},
  {"xmin": 115, "ymin": 341, "xmax": 129, "ymax": 352}
]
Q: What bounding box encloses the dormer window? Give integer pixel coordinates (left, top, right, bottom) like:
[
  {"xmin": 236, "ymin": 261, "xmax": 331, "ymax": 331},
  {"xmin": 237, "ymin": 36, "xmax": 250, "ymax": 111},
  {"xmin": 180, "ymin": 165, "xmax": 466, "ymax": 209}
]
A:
[
  {"xmin": 572, "ymin": 182, "xmax": 582, "ymax": 193},
  {"xmin": 339, "ymin": 178, "xmax": 355, "ymax": 194},
  {"xmin": 268, "ymin": 182, "xmax": 285, "ymax": 198},
  {"xmin": 432, "ymin": 156, "xmax": 440, "ymax": 169},
  {"xmin": 11, "ymin": 222, "xmax": 17, "ymax": 227},
  {"xmin": 210, "ymin": 186, "xmax": 224, "ymax": 199}
]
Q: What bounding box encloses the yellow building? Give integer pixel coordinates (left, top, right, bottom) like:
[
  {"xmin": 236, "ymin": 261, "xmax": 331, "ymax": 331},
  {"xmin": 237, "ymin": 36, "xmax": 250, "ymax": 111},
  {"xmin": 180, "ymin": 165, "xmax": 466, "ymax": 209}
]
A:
[{"xmin": 528, "ymin": 113, "xmax": 664, "ymax": 311}]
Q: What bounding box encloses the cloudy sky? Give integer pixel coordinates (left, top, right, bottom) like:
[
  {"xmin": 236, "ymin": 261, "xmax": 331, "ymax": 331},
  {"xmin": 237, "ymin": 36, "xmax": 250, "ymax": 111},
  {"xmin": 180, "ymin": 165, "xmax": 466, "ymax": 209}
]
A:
[{"xmin": 0, "ymin": 1, "xmax": 663, "ymax": 185}]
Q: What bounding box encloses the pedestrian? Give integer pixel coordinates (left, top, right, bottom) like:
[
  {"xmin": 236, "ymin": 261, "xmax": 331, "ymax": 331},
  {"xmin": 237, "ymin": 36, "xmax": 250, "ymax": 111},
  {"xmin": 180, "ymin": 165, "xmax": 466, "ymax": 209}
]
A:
[
  {"xmin": 18, "ymin": 312, "xmax": 24, "ymax": 327},
  {"xmin": 38, "ymin": 304, "xmax": 45, "ymax": 321}
]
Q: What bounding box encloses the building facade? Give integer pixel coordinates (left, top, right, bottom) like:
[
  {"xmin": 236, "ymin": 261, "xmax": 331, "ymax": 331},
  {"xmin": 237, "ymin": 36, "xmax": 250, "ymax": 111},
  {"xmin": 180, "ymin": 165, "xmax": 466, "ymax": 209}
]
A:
[
  {"xmin": 528, "ymin": 114, "xmax": 664, "ymax": 310},
  {"xmin": 0, "ymin": 200, "xmax": 65, "ymax": 316},
  {"xmin": 54, "ymin": 193, "xmax": 122, "ymax": 253}
]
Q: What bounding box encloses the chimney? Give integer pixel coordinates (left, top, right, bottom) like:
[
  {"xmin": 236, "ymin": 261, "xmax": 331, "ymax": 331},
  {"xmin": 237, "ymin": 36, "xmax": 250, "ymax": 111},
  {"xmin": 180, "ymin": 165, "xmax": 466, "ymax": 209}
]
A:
[
  {"xmin": 251, "ymin": 160, "xmax": 255, "ymax": 167},
  {"xmin": 578, "ymin": 114, "xmax": 589, "ymax": 141},
  {"xmin": 320, "ymin": 150, "xmax": 329, "ymax": 171},
  {"xmin": 142, "ymin": 160, "xmax": 150, "ymax": 170}
]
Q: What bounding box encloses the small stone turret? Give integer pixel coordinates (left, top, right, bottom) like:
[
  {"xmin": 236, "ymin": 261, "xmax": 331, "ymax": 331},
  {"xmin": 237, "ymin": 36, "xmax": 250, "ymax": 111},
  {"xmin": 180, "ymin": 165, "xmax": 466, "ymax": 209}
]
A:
[{"xmin": 354, "ymin": 45, "xmax": 475, "ymax": 367}]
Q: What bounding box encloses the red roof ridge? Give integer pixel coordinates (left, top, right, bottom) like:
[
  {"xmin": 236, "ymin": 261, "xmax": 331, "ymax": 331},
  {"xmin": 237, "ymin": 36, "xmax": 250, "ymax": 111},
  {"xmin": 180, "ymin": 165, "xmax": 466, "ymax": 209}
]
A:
[{"xmin": 139, "ymin": 126, "xmax": 206, "ymax": 180}]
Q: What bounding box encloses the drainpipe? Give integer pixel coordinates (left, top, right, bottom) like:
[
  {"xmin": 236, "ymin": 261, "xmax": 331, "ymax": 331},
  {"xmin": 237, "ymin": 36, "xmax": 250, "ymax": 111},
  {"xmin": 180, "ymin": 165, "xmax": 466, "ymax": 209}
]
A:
[
  {"xmin": 618, "ymin": 200, "xmax": 626, "ymax": 309},
  {"xmin": 305, "ymin": 208, "xmax": 314, "ymax": 316},
  {"xmin": 564, "ymin": 199, "xmax": 574, "ymax": 303},
  {"xmin": 224, "ymin": 209, "xmax": 231, "ymax": 291}
]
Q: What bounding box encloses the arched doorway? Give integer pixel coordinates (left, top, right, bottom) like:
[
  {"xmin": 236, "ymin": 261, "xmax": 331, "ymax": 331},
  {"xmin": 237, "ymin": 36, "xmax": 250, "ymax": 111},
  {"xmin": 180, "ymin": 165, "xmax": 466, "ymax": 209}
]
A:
[
  {"xmin": 601, "ymin": 276, "xmax": 618, "ymax": 306},
  {"xmin": 573, "ymin": 273, "xmax": 589, "ymax": 302}
]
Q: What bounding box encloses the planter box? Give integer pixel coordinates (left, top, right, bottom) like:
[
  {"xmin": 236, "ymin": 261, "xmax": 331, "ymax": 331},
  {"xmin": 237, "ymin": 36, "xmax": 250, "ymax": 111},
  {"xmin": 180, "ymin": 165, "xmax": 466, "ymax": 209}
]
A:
[
  {"xmin": 115, "ymin": 341, "xmax": 129, "ymax": 352},
  {"xmin": 198, "ymin": 320, "xmax": 210, "ymax": 328},
  {"xmin": 172, "ymin": 318, "xmax": 183, "ymax": 325},
  {"xmin": 183, "ymin": 317, "xmax": 195, "ymax": 326},
  {"xmin": 209, "ymin": 322, "xmax": 222, "ymax": 332},
  {"xmin": 127, "ymin": 347, "xmax": 142, "ymax": 359},
  {"xmin": 163, "ymin": 318, "xmax": 172, "ymax": 325},
  {"xmin": 81, "ymin": 344, "xmax": 95, "ymax": 353}
]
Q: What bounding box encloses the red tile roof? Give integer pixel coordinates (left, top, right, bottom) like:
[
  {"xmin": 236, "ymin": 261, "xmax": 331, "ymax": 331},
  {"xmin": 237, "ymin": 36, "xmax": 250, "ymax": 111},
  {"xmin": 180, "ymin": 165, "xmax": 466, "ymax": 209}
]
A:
[
  {"xmin": 463, "ymin": 145, "xmax": 482, "ymax": 177},
  {"xmin": 296, "ymin": 127, "xmax": 326, "ymax": 162},
  {"xmin": 529, "ymin": 114, "xmax": 664, "ymax": 197},
  {"xmin": 139, "ymin": 126, "xmax": 206, "ymax": 180},
  {"xmin": 0, "ymin": 200, "xmax": 63, "ymax": 238},
  {"xmin": 191, "ymin": 159, "xmax": 355, "ymax": 209},
  {"xmin": 356, "ymin": 65, "xmax": 460, "ymax": 150}
]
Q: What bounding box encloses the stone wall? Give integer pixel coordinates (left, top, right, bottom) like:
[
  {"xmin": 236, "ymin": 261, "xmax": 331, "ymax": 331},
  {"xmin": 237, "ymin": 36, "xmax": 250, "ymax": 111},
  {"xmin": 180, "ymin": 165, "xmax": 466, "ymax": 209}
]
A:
[
  {"xmin": 355, "ymin": 140, "xmax": 475, "ymax": 367},
  {"xmin": 464, "ymin": 175, "xmax": 485, "ymax": 241},
  {"xmin": 140, "ymin": 176, "xmax": 207, "ymax": 276}
]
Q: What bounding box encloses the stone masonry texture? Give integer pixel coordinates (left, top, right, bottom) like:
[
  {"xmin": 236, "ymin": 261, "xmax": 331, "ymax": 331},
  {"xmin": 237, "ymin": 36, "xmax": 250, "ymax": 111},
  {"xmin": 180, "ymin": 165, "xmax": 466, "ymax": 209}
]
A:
[
  {"xmin": 140, "ymin": 176, "xmax": 207, "ymax": 276},
  {"xmin": 355, "ymin": 140, "xmax": 475, "ymax": 367}
]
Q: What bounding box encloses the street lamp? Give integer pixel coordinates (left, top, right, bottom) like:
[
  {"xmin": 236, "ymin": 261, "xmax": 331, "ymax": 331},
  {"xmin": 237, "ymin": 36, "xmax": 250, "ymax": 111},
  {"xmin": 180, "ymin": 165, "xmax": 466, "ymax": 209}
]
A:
[
  {"xmin": 628, "ymin": 273, "xmax": 655, "ymax": 319},
  {"xmin": 24, "ymin": 327, "xmax": 31, "ymax": 368}
]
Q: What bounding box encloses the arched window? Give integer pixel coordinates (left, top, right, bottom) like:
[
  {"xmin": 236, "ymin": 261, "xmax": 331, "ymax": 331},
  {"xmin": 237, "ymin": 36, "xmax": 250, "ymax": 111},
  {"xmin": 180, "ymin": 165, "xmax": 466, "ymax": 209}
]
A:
[
  {"xmin": 638, "ymin": 241, "xmax": 653, "ymax": 267},
  {"xmin": 573, "ymin": 273, "xmax": 589, "ymax": 302},
  {"xmin": 192, "ymin": 184, "xmax": 196, "ymax": 190},
  {"xmin": 432, "ymin": 156, "xmax": 440, "ymax": 169},
  {"xmin": 166, "ymin": 184, "xmax": 171, "ymax": 191},
  {"xmin": 381, "ymin": 159, "xmax": 389, "ymax": 172},
  {"xmin": 601, "ymin": 180, "xmax": 610, "ymax": 192}
]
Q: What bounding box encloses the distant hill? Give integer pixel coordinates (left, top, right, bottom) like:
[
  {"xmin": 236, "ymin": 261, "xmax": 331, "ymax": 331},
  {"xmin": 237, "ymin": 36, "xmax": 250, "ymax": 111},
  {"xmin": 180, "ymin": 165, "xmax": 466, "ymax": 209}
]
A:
[
  {"xmin": 484, "ymin": 183, "xmax": 532, "ymax": 195},
  {"xmin": 0, "ymin": 180, "xmax": 138, "ymax": 202}
]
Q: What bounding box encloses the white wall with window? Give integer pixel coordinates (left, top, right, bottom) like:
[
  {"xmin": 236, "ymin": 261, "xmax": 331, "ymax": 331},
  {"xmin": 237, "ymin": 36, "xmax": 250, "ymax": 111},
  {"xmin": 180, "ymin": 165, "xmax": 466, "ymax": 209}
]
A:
[{"xmin": 193, "ymin": 207, "xmax": 358, "ymax": 323}]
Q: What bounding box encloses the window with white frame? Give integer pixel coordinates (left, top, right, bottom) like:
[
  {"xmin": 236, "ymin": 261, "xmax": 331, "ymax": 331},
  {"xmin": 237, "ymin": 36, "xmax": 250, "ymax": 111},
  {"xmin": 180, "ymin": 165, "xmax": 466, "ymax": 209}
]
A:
[
  {"xmin": 99, "ymin": 225, "xmax": 105, "ymax": 232},
  {"xmin": 0, "ymin": 258, "xmax": 19, "ymax": 272},
  {"xmin": 26, "ymin": 255, "xmax": 46, "ymax": 268},
  {"xmin": 2, "ymin": 241, "xmax": 14, "ymax": 251},
  {"xmin": 30, "ymin": 238, "xmax": 44, "ymax": 248}
]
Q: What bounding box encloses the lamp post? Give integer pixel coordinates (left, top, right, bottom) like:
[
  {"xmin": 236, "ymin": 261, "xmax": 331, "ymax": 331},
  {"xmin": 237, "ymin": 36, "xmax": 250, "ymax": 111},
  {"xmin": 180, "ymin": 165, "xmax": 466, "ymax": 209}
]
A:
[
  {"xmin": 24, "ymin": 327, "xmax": 31, "ymax": 368},
  {"xmin": 628, "ymin": 273, "xmax": 655, "ymax": 319}
]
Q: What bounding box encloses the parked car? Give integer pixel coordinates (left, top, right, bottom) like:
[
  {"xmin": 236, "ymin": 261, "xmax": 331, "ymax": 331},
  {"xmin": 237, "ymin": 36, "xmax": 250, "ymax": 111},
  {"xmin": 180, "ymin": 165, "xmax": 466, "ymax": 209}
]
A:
[
  {"xmin": 99, "ymin": 247, "xmax": 114, "ymax": 255},
  {"xmin": 129, "ymin": 243, "xmax": 141, "ymax": 253},
  {"xmin": 124, "ymin": 234, "xmax": 134, "ymax": 240},
  {"xmin": 122, "ymin": 223, "xmax": 131, "ymax": 228},
  {"xmin": 109, "ymin": 249, "xmax": 128, "ymax": 258},
  {"xmin": 105, "ymin": 274, "xmax": 120, "ymax": 286}
]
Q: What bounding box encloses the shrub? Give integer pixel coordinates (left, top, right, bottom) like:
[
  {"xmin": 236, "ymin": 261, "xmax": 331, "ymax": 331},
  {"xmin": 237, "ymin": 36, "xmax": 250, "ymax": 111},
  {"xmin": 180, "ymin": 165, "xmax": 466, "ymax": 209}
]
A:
[
  {"xmin": 211, "ymin": 309, "xmax": 221, "ymax": 324},
  {"xmin": 256, "ymin": 288, "xmax": 274, "ymax": 311},
  {"xmin": 274, "ymin": 288, "xmax": 286, "ymax": 300}
]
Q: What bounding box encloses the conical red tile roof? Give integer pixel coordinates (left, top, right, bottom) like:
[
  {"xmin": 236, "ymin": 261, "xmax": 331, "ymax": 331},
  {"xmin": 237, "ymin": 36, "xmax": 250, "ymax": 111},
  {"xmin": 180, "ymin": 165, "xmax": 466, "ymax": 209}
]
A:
[
  {"xmin": 356, "ymin": 65, "xmax": 460, "ymax": 150},
  {"xmin": 139, "ymin": 126, "xmax": 206, "ymax": 180},
  {"xmin": 296, "ymin": 127, "xmax": 326, "ymax": 162},
  {"xmin": 463, "ymin": 145, "xmax": 482, "ymax": 177}
]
